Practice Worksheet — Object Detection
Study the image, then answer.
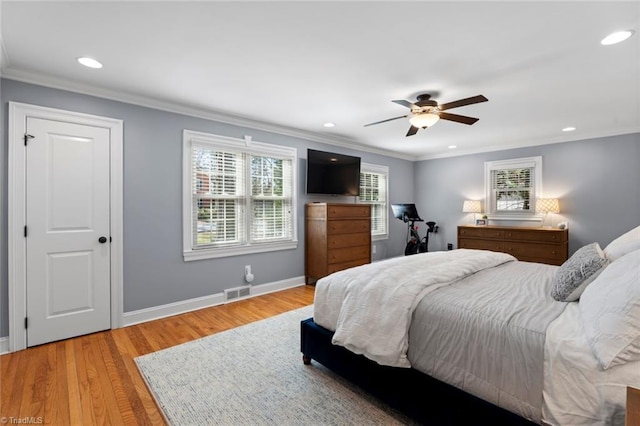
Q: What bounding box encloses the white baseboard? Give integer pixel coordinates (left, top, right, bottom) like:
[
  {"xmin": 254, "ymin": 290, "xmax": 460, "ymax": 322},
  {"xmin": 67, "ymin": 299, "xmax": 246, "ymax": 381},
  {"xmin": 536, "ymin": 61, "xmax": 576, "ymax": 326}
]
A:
[
  {"xmin": 0, "ymin": 277, "xmax": 307, "ymax": 353},
  {"xmin": 122, "ymin": 276, "xmax": 306, "ymax": 327}
]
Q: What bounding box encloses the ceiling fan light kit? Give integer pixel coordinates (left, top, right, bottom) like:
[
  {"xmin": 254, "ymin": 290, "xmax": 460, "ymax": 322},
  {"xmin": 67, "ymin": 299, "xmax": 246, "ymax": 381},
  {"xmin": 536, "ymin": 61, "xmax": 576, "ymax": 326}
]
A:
[
  {"xmin": 409, "ymin": 112, "xmax": 440, "ymax": 128},
  {"xmin": 365, "ymin": 93, "xmax": 489, "ymax": 137}
]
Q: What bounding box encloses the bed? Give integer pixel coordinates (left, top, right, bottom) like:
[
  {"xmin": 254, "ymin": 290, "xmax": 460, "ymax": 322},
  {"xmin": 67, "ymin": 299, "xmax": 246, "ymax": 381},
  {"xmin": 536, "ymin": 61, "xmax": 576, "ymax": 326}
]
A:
[{"xmin": 300, "ymin": 225, "xmax": 640, "ymax": 425}]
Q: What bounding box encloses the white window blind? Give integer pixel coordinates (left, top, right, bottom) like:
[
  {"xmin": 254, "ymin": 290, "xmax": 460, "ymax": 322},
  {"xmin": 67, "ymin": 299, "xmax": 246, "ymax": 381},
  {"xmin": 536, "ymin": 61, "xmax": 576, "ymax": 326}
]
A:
[
  {"xmin": 250, "ymin": 155, "xmax": 293, "ymax": 243},
  {"xmin": 491, "ymin": 167, "xmax": 534, "ymax": 211},
  {"xmin": 183, "ymin": 130, "xmax": 297, "ymax": 260},
  {"xmin": 192, "ymin": 146, "xmax": 245, "ymax": 247},
  {"xmin": 359, "ymin": 163, "xmax": 389, "ymax": 239}
]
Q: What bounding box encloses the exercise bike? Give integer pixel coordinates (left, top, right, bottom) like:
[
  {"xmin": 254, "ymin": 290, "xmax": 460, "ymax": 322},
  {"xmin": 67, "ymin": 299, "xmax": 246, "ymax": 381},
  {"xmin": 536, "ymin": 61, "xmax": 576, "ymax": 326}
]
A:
[{"xmin": 391, "ymin": 204, "xmax": 438, "ymax": 256}]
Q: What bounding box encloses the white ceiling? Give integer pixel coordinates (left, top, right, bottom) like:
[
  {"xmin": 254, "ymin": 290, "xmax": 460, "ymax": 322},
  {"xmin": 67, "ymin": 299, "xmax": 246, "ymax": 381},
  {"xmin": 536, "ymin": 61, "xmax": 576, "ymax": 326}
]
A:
[{"xmin": 1, "ymin": 1, "xmax": 639, "ymax": 160}]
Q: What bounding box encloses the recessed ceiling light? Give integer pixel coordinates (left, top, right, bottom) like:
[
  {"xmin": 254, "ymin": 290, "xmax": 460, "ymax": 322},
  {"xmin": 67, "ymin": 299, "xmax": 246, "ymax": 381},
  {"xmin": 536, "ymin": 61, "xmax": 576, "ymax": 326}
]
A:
[
  {"xmin": 448, "ymin": 145, "xmax": 457, "ymax": 149},
  {"xmin": 601, "ymin": 30, "xmax": 634, "ymax": 45},
  {"xmin": 77, "ymin": 57, "xmax": 103, "ymax": 69},
  {"xmin": 562, "ymin": 127, "xmax": 576, "ymax": 132},
  {"xmin": 323, "ymin": 122, "xmax": 335, "ymax": 128}
]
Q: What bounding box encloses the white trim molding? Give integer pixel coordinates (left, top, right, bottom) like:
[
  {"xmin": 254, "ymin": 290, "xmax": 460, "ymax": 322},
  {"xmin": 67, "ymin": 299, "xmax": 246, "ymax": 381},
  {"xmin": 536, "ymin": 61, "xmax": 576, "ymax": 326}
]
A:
[
  {"xmin": 8, "ymin": 102, "xmax": 124, "ymax": 353},
  {"xmin": 123, "ymin": 276, "xmax": 305, "ymax": 327},
  {"xmin": 0, "ymin": 337, "xmax": 8, "ymax": 355},
  {"xmin": 484, "ymin": 156, "xmax": 544, "ymax": 223},
  {"xmin": 1, "ymin": 71, "xmax": 414, "ymax": 161},
  {"xmin": 360, "ymin": 162, "xmax": 389, "ymax": 241},
  {"xmin": 182, "ymin": 129, "xmax": 298, "ymax": 261}
]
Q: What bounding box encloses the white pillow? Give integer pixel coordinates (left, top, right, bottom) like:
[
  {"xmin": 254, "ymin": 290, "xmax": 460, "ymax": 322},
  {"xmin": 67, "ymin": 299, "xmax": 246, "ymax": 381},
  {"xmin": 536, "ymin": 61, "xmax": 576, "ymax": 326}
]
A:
[
  {"xmin": 580, "ymin": 249, "xmax": 640, "ymax": 370},
  {"xmin": 603, "ymin": 224, "xmax": 640, "ymax": 262}
]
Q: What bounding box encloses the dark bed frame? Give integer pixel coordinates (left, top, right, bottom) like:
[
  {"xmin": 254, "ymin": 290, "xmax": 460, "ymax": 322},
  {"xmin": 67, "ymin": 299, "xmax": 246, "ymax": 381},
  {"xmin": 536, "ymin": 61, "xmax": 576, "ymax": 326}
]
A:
[{"xmin": 301, "ymin": 317, "xmax": 538, "ymax": 425}]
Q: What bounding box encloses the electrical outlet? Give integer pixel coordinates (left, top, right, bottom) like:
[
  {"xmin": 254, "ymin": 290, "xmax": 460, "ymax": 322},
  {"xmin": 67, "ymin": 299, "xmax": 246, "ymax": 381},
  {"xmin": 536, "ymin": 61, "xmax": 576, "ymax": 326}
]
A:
[
  {"xmin": 447, "ymin": 243, "xmax": 453, "ymax": 250},
  {"xmin": 372, "ymin": 245, "xmax": 377, "ymax": 254}
]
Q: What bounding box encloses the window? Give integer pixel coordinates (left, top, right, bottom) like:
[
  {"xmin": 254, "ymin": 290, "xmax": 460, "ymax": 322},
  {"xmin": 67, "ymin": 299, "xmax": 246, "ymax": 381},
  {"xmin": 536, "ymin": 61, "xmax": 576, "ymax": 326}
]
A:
[
  {"xmin": 484, "ymin": 156, "xmax": 542, "ymax": 220},
  {"xmin": 183, "ymin": 130, "xmax": 297, "ymax": 260},
  {"xmin": 359, "ymin": 163, "xmax": 389, "ymax": 240}
]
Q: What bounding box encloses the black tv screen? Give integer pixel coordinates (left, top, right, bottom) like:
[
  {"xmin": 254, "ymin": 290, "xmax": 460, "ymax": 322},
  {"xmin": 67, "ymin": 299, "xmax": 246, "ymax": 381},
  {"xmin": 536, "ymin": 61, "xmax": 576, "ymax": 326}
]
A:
[{"xmin": 306, "ymin": 149, "xmax": 361, "ymax": 196}]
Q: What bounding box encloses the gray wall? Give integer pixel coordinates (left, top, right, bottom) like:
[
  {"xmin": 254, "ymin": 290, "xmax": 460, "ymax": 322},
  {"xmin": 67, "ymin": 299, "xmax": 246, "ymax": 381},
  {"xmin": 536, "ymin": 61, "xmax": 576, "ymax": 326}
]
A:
[
  {"xmin": 414, "ymin": 133, "xmax": 640, "ymax": 254},
  {"xmin": 0, "ymin": 78, "xmax": 415, "ymax": 337},
  {"xmin": 3, "ymin": 78, "xmax": 638, "ymax": 339}
]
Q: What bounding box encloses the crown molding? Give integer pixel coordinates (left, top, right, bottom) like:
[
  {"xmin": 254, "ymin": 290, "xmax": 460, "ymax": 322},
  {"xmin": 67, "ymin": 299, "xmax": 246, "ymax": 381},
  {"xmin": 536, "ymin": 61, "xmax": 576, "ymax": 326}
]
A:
[
  {"xmin": 1, "ymin": 67, "xmax": 415, "ymax": 161},
  {"xmin": 415, "ymin": 127, "xmax": 640, "ymax": 161},
  {"xmin": 4, "ymin": 68, "xmax": 637, "ymax": 164}
]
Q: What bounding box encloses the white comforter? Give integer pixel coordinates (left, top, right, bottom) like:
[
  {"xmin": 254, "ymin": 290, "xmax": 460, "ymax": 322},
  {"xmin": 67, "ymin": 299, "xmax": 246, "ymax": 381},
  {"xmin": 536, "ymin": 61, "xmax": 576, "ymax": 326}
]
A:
[{"xmin": 314, "ymin": 249, "xmax": 516, "ymax": 367}]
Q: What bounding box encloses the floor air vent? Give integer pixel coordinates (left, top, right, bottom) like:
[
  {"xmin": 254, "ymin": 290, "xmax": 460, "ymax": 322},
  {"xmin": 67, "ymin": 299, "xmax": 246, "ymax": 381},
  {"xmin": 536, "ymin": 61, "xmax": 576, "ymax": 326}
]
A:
[{"xmin": 224, "ymin": 285, "xmax": 251, "ymax": 301}]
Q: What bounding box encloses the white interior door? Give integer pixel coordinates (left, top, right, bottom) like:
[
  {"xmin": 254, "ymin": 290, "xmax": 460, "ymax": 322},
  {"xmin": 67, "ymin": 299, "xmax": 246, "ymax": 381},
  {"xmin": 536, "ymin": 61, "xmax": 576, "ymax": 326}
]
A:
[{"xmin": 25, "ymin": 117, "xmax": 111, "ymax": 347}]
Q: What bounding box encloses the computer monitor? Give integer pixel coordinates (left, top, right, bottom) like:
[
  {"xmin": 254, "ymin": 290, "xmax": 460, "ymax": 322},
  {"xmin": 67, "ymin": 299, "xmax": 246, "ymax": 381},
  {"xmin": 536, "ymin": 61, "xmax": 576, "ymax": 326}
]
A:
[{"xmin": 391, "ymin": 204, "xmax": 423, "ymax": 222}]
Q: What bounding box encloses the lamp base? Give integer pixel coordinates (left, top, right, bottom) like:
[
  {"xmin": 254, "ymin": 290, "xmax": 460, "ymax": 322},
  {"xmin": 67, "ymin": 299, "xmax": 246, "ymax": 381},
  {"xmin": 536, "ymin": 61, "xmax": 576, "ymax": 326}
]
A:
[{"xmin": 541, "ymin": 213, "xmax": 555, "ymax": 228}]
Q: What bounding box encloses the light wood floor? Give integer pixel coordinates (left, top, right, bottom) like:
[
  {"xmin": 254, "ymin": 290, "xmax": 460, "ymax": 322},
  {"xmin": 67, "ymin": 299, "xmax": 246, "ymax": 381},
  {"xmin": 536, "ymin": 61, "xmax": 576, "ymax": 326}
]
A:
[{"xmin": 1, "ymin": 285, "xmax": 315, "ymax": 425}]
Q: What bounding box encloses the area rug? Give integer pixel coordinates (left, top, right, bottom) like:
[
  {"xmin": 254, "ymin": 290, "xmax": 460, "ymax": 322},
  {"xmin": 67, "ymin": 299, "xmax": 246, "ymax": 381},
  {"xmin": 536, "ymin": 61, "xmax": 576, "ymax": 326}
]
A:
[{"xmin": 135, "ymin": 305, "xmax": 416, "ymax": 425}]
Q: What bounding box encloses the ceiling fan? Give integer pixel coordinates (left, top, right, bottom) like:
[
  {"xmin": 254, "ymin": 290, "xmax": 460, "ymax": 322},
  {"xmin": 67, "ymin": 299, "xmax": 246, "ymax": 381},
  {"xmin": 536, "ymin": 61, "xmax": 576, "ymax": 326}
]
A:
[{"xmin": 364, "ymin": 93, "xmax": 488, "ymax": 137}]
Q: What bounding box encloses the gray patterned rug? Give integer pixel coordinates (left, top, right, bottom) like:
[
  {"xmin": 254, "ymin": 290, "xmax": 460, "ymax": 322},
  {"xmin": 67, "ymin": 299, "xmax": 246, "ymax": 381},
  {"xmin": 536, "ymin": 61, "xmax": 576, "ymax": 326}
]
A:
[{"xmin": 135, "ymin": 305, "xmax": 416, "ymax": 425}]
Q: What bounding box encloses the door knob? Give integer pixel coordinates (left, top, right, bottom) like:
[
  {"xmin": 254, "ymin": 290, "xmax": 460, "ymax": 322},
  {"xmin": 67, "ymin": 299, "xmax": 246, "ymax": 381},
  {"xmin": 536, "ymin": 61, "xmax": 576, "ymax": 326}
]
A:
[{"xmin": 98, "ymin": 236, "xmax": 108, "ymax": 244}]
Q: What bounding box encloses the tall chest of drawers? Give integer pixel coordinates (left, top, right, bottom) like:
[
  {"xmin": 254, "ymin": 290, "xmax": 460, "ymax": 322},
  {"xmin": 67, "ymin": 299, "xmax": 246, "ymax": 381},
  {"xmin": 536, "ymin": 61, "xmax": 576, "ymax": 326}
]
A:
[
  {"xmin": 305, "ymin": 203, "xmax": 371, "ymax": 284},
  {"xmin": 458, "ymin": 225, "xmax": 568, "ymax": 266}
]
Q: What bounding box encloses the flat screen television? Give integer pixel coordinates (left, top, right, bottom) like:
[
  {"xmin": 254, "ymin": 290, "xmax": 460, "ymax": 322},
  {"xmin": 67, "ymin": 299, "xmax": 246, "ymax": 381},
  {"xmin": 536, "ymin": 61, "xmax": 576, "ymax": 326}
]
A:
[{"xmin": 306, "ymin": 149, "xmax": 361, "ymax": 196}]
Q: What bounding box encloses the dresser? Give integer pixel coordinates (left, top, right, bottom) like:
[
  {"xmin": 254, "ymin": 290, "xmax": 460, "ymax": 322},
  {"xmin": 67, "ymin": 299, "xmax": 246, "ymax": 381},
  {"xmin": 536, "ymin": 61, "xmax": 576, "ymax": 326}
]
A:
[
  {"xmin": 457, "ymin": 225, "xmax": 568, "ymax": 266},
  {"xmin": 305, "ymin": 203, "xmax": 371, "ymax": 284}
]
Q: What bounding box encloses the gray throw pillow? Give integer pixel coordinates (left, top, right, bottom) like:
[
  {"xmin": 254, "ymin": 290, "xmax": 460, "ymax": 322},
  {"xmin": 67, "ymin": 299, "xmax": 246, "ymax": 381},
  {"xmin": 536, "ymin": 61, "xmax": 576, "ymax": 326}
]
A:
[{"xmin": 551, "ymin": 242, "xmax": 609, "ymax": 302}]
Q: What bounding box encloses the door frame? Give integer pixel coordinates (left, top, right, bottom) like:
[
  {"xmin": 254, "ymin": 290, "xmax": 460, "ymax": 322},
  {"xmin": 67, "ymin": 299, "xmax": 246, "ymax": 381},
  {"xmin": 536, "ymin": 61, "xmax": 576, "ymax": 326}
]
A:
[{"xmin": 8, "ymin": 102, "xmax": 124, "ymax": 352}]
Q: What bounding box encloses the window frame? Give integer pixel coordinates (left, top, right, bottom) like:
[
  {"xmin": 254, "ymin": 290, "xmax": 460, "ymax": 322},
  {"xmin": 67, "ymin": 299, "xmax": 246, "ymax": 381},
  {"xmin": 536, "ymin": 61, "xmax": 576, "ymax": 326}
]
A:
[
  {"xmin": 358, "ymin": 162, "xmax": 389, "ymax": 241},
  {"xmin": 183, "ymin": 130, "xmax": 297, "ymax": 261},
  {"xmin": 484, "ymin": 156, "xmax": 544, "ymax": 222}
]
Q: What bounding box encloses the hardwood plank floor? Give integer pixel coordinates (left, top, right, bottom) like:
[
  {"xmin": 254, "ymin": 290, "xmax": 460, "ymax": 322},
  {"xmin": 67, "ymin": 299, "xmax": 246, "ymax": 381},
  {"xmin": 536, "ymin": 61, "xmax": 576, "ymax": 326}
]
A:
[{"xmin": 1, "ymin": 285, "xmax": 315, "ymax": 425}]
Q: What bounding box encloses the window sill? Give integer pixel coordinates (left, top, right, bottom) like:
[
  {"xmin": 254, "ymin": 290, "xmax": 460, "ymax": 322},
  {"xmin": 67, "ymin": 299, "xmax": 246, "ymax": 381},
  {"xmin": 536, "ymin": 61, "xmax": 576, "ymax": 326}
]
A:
[
  {"xmin": 486, "ymin": 214, "xmax": 544, "ymax": 222},
  {"xmin": 486, "ymin": 214, "xmax": 545, "ymax": 227},
  {"xmin": 184, "ymin": 240, "xmax": 298, "ymax": 261},
  {"xmin": 372, "ymin": 234, "xmax": 388, "ymax": 242}
]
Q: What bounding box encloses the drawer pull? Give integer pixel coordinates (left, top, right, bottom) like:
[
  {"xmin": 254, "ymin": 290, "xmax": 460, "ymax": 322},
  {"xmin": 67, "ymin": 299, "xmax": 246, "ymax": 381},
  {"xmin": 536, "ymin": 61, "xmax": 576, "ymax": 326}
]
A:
[{"xmin": 496, "ymin": 232, "xmax": 501, "ymax": 236}]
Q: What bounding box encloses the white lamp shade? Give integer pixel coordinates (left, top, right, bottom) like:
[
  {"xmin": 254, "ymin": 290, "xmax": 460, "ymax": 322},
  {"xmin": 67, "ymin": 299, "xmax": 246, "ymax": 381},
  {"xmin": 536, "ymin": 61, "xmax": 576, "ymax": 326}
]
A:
[
  {"xmin": 462, "ymin": 200, "xmax": 482, "ymax": 213},
  {"xmin": 536, "ymin": 198, "xmax": 560, "ymax": 214},
  {"xmin": 409, "ymin": 113, "xmax": 440, "ymax": 128}
]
